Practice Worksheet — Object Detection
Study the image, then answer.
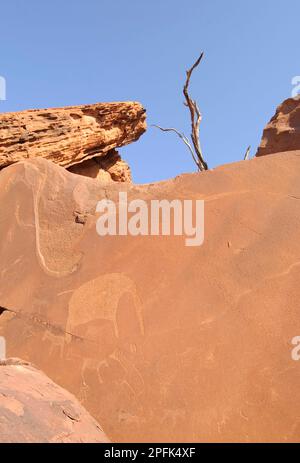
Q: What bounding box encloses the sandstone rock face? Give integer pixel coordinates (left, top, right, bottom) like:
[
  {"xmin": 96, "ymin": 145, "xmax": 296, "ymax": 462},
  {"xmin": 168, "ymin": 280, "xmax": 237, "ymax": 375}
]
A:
[
  {"xmin": 0, "ymin": 101, "xmax": 146, "ymax": 180},
  {"xmin": 68, "ymin": 149, "xmax": 132, "ymax": 183},
  {"xmin": 256, "ymin": 96, "xmax": 300, "ymax": 156},
  {"xmin": 0, "ymin": 358, "xmax": 109, "ymax": 443},
  {"xmin": 1, "ymin": 153, "xmax": 300, "ymax": 442}
]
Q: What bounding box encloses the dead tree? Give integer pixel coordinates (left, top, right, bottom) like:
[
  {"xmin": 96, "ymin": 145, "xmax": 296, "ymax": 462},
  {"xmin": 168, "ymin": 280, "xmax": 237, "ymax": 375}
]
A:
[
  {"xmin": 244, "ymin": 145, "xmax": 251, "ymax": 160},
  {"xmin": 153, "ymin": 52, "xmax": 208, "ymax": 171}
]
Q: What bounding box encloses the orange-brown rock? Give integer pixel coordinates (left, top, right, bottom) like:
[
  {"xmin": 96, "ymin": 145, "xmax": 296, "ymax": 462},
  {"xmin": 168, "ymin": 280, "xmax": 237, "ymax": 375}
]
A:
[
  {"xmin": 0, "ymin": 358, "xmax": 109, "ymax": 443},
  {"xmin": 68, "ymin": 149, "xmax": 132, "ymax": 183},
  {"xmin": 256, "ymin": 96, "xmax": 300, "ymax": 156},
  {"xmin": 0, "ymin": 101, "xmax": 146, "ymax": 176},
  {"xmin": 1, "ymin": 153, "xmax": 300, "ymax": 442}
]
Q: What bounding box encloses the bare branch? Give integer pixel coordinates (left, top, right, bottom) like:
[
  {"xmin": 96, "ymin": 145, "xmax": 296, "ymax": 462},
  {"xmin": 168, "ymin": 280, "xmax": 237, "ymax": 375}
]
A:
[
  {"xmin": 244, "ymin": 145, "xmax": 251, "ymax": 160},
  {"xmin": 152, "ymin": 52, "xmax": 208, "ymax": 173},
  {"xmin": 152, "ymin": 125, "xmax": 200, "ymax": 170},
  {"xmin": 183, "ymin": 52, "xmax": 208, "ymax": 171},
  {"xmin": 184, "ymin": 52, "xmax": 204, "ymax": 97}
]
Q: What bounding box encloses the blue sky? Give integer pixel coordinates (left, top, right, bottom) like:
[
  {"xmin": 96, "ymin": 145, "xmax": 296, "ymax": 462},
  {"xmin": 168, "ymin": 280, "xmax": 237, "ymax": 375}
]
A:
[{"xmin": 0, "ymin": 0, "xmax": 299, "ymax": 183}]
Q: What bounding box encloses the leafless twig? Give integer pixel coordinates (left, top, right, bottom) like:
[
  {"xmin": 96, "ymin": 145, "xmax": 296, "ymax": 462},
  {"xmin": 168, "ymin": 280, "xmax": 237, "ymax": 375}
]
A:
[
  {"xmin": 153, "ymin": 53, "xmax": 208, "ymax": 172},
  {"xmin": 183, "ymin": 52, "xmax": 207, "ymax": 171},
  {"xmin": 244, "ymin": 145, "xmax": 251, "ymax": 160},
  {"xmin": 152, "ymin": 125, "xmax": 199, "ymax": 168}
]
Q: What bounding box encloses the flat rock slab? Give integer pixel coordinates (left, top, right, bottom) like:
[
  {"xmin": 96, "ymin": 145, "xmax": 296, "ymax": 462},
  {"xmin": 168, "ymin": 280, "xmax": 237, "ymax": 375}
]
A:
[{"xmin": 0, "ymin": 152, "xmax": 300, "ymax": 442}]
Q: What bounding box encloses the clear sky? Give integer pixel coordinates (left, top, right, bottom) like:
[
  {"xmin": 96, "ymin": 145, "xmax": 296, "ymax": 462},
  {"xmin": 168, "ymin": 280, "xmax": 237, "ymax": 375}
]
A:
[{"xmin": 0, "ymin": 0, "xmax": 299, "ymax": 183}]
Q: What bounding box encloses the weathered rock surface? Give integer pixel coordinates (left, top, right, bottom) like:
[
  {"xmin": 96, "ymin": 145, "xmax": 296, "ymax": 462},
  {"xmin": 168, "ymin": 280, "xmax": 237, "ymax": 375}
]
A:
[
  {"xmin": 0, "ymin": 101, "xmax": 146, "ymax": 180},
  {"xmin": 0, "ymin": 358, "xmax": 109, "ymax": 443},
  {"xmin": 1, "ymin": 153, "xmax": 300, "ymax": 442},
  {"xmin": 68, "ymin": 149, "xmax": 132, "ymax": 183},
  {"xmin": 256, "ymin": 96, "xmax": 300, "ymax": 156}
]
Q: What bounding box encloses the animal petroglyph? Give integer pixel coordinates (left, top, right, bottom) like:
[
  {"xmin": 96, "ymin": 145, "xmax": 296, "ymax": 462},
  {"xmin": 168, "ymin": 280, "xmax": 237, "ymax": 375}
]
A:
[{"xmin": 67, "ymin": 273, "xmax": 145, "ymax": 339}]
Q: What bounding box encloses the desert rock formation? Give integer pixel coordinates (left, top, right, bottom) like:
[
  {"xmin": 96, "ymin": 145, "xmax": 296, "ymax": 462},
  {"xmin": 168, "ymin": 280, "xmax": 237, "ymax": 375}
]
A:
[
  {"xmin": 68, "ymin": 149, "xmax": 132, "ymax": 183},
  {"xmin": 0, "ymin": 358, "xmax": 110, "ymax": 443},
  {"xmin": 0, "ymin": 151, "xmax": 300, "ymax": 442},
  {"xmin": 256, "ymin": 95, "xmax": 300, "ymax": 156},
  {"xmin": 0, "ymin": 101, "xmax": 146, "ymax": 181}
]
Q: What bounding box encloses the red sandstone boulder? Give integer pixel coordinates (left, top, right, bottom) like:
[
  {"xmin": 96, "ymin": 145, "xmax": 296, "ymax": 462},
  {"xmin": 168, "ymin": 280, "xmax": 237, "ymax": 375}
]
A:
[
  {"xmin": 0, "ymin": 101, "xmax": 146, "ymax": 182},
  {"xmin": 256, "ymin": 96, "xmax": 300, "ymax": 156},
  {"xmin": 0, "ymin": 358, "xmax": 109, "ymax": 443}
]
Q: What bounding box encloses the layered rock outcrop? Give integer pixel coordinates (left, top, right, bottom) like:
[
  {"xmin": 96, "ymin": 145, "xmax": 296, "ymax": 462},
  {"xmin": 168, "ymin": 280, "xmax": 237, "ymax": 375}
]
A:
[
  {"xmin": 0, "ymin": 358, "xmax": 110, "ymax": 443},
  {"xmin": 68, "ymin": 149, "xmax": 132, "ymax": 182},
  {"xmin": 256, "ymin": 95, "xmax": 300, "ymax": 156},
  {"xmin": 0, "ymin": 101, "xmax": 146, "ymax": 181},
  {"xmin": 0, "ymin": 152, "xmax": 300, "ymax": 442}
]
